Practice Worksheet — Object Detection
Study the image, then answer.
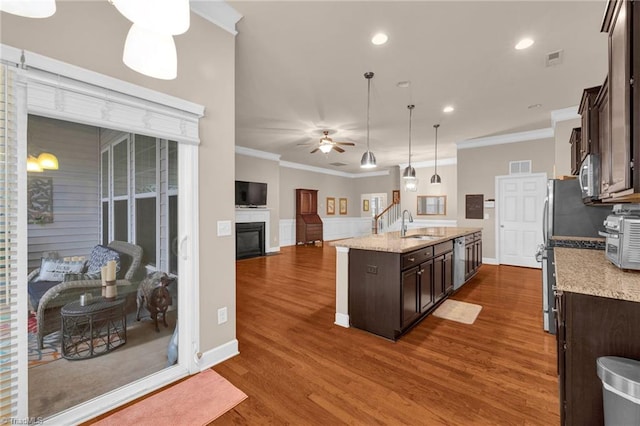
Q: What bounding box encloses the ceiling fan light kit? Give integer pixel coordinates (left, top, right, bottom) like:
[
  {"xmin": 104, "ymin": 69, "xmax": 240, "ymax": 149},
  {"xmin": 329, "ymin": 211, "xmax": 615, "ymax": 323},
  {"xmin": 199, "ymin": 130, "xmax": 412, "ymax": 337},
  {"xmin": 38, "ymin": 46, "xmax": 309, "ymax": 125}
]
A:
[
  {"xmin": 430, "ymin": 123, "xmax": 442, "ymax": 184},
  {"xmin": 360, "ymin": 71, "xmax": 377, "ymax": 169}
]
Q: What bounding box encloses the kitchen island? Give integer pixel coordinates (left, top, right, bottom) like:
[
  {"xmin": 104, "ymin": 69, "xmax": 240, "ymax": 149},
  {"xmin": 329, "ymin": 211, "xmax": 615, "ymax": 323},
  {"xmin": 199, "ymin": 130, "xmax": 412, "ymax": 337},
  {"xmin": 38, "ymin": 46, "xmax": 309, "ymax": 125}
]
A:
[
  {"xmin": 332, "ymin": 227, "xmax": 482, "ymax": 340},
  {"xmin": 554, "ymin": 247, "xmax": 640, "ymax": 425}
]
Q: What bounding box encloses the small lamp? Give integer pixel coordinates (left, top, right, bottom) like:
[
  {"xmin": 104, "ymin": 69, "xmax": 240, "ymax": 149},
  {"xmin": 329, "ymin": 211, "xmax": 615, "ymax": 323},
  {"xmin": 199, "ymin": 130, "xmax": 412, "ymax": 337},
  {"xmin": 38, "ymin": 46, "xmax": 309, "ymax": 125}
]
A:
[
  {"xmin": 27, "ymin": 155, "xmax": 43, "ymax": 172},
  {"xmin": 38, "ymin": 152, "xmax": 58, "ymax": 170}
]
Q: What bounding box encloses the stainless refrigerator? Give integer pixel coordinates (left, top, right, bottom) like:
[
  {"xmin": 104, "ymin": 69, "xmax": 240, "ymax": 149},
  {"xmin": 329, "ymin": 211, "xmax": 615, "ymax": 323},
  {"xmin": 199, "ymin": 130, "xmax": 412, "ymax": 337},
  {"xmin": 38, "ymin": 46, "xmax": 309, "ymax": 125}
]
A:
[{"xmin": 536, "ymin": 179, "xmax": 610, "ymax": 334}]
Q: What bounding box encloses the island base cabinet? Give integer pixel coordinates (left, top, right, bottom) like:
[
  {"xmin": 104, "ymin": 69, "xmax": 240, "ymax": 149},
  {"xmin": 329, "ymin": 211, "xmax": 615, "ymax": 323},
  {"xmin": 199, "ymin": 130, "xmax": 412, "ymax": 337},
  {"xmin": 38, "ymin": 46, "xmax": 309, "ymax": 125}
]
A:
[{"xmin": 557, "ymin": 291, "xmax": 640, "ymax": 426}]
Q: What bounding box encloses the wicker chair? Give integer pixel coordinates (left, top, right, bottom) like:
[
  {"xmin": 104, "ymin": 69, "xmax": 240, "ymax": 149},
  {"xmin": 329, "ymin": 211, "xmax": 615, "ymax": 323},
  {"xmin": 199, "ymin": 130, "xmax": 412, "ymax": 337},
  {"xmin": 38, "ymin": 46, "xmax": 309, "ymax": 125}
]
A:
[{"xmin": 29, "ymin": 241, "xmax": 143, "ymax": 349}]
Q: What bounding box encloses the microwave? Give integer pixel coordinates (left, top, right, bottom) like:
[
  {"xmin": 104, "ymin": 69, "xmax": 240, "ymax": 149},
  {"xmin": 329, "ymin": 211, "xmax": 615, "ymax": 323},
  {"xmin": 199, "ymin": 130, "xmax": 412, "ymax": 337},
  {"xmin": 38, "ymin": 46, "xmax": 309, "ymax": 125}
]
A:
[{"xmin": 579, "ymin": 154, "xmax": 600, "ymax": 202}]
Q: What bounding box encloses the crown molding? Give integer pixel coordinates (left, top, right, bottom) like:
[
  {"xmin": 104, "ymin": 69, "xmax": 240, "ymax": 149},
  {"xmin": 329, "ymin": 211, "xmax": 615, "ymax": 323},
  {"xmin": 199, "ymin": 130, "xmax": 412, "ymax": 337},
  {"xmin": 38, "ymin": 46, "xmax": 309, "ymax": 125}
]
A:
[
  {"xmin": 190, "ymin": 1, "xmax": 243, "ymax": 36},
  {"xmin": 399, "ymin": 157, "xmax": 457, "ymax": 169},
  {"xmin": 456, "ymin": 127, "xmax": 554, "ymax": 150},
  {"xmin": 235, "ymin": 145, "xmax": 281, "ymax": 162},
  {"xmin": 279, "ymin": 160, "xmax": 389, "ymax": 179},
  {"xmin": 550, "ymin": 106, "xmax": 580, "ymax": 129}
]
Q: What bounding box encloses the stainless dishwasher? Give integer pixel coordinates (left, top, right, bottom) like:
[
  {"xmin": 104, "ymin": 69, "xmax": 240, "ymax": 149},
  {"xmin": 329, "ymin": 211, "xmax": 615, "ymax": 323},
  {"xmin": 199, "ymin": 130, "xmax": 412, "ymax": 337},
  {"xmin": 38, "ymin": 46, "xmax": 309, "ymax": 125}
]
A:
[{"xmin": 453, "ymin": 236, "xmax": 465, "ymax": 290}]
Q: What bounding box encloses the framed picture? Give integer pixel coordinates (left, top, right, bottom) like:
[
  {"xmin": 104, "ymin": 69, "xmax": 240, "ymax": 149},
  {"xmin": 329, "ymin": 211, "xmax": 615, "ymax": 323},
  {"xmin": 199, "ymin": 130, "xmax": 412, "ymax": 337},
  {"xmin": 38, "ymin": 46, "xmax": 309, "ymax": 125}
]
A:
[
  {"xmin": 326, "ymin": 197, "xmax": 335, "ymax": 215},
  {"xmin": 28, "ymin": 176, "xmax": 54, "ymax": 224},
  {"xmin": 363, "ymin": 199, "xmax": 370, "ymax": 212},
  {"xmin": 417, "ymin": 195, "xmax": 446, "ymax": 215},
  {"xmin": 393, "ymin": 190, "xmax": 400, "ymax": 204},
  {"xmin": 339, "ymin": 198, "xmax": 347, "ymax": 215}
]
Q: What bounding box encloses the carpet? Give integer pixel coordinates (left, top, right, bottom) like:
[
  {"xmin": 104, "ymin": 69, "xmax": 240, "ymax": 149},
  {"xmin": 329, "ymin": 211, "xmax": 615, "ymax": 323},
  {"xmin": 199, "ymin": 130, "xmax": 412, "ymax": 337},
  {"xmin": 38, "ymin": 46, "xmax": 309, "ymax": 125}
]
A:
[
  {"xmin": 28, "ymin": 331, "xmax": 61, "ymax": 368},
  {"xmin": 93, "ymin": 369, "xmax": 248, "ymax": 426},
  {"xmin": 433, "ymin": 299, "xmax": 482, "ymax": 325}
]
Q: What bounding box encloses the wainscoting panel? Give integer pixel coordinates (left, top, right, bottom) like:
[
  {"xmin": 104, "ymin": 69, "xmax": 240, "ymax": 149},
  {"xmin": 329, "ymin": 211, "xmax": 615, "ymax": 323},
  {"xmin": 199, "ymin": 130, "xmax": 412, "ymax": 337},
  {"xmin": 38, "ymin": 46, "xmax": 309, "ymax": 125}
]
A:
[{"xmin": 279, "ymin": 217, "xmax": 372, "ymax": 247}]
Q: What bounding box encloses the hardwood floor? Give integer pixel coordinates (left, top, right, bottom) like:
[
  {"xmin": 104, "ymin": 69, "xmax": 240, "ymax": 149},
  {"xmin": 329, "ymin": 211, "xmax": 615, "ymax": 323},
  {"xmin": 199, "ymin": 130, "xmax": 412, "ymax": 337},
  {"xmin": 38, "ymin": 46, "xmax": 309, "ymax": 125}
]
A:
[
  {"xmin": 87, "ymin": 243, "xmax": 559, "ymax": 425},
  {"xmin": 213, "ymin": 244, "xmax": 559, "ymax": 425}
]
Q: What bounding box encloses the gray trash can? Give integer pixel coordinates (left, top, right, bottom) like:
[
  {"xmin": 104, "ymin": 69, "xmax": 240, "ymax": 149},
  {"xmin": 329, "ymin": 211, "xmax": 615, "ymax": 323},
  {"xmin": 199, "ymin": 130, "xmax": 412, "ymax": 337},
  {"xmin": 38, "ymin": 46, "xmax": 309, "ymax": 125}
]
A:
[{"xmin": 597, "ymin": 356, "xmax": 640, "ymax": 426}]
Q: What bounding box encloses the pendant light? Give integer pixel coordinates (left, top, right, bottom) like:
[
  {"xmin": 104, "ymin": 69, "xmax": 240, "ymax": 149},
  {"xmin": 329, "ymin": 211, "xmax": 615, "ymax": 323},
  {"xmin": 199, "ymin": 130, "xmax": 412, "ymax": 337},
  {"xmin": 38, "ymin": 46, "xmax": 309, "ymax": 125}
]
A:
[
  {"xmin": 0, "ymin": 0, "xmax": 56, "ymax": 18},
  {"xmin": 123, "ymin": 24, "xmax": 177, "ymax": 80},
  {"xmin": 360, "ymin": 72, "xmax": 377, "ymax": 169},
  {"xmin": 402, "ymin": 105, "xmax": 418, "ymax": 191},
  {"xmin": 430, "ymin": 124, "xmax": 442, "ymax": 184},
  {"xmin": 111, "ymin": 0, "xmax": 190, "ymax": 35}
]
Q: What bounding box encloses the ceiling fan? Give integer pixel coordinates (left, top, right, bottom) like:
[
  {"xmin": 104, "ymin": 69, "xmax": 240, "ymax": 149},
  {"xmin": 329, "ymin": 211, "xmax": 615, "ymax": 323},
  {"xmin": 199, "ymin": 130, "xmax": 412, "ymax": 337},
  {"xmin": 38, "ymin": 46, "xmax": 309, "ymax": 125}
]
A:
[{"xmin": 302, "ymin": 130, "xmax": 355, "ymax": 154}]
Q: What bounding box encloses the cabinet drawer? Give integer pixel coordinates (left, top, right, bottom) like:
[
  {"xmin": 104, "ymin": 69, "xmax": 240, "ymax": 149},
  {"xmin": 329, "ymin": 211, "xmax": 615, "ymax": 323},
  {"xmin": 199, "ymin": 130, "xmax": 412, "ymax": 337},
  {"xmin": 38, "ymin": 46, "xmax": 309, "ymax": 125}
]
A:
[
  {"xmin": 402, "ymin": 247, "xmax": 433, "ymax": 269},
  {"xmin": 434, "ymin": 240, "xmax": 453, "ymax": 257}
]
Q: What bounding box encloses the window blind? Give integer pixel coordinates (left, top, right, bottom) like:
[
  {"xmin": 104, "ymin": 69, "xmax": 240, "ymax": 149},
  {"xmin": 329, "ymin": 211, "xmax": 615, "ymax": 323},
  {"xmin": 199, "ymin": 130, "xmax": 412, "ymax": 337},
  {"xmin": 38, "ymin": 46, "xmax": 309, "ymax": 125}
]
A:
[{"xmin": 0, "ymin": 64, "xmax": 27, "ymax": 420}]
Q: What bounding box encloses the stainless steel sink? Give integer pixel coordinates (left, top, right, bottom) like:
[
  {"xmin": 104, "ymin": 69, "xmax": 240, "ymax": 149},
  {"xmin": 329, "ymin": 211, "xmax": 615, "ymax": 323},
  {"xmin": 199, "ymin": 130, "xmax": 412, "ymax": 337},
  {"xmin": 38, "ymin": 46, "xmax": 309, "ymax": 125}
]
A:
[{"xmin": 404, "ymin": 235, "xmax": 440, "ymax": 240}]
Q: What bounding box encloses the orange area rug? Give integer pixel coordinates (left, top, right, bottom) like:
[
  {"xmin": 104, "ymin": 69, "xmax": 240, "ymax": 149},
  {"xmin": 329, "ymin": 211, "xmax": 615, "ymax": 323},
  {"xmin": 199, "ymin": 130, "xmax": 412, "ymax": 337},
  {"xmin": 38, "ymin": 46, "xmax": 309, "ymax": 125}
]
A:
[{"xmin": 93, "ymin": 369, "xmax": 247, "ymax": 425}]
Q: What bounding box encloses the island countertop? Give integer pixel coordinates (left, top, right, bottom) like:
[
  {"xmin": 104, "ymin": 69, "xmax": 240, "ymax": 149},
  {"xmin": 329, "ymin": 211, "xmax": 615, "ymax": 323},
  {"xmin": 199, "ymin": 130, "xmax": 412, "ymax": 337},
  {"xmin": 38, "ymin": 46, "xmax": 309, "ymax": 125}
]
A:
[
  {"xmin": 331, "ymin": 227, "xmax": 482, "ymax": 253},
  {"xmin": 554, "ymin": 247, "xmax": 640, "ymax": 303}
]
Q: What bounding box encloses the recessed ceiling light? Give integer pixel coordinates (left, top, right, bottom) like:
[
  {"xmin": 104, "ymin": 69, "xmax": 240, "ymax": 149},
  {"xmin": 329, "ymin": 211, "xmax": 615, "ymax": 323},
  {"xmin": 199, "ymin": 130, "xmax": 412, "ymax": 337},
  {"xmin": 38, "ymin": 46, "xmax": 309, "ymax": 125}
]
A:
[
  {"xmin": 528, "ymin": 103, "xmax": 542, "ymax": 109},
  {"xmin": 443, "ymin": 106, "xmax": 454, "ymax": 113},
  {"xmin": 515, "ymin": 38, "xmax": 534, "ymax": 50},
  {"xmin": 371, "ymin": 33, "xmax": 388, "ymax": 45},
  {"xmin": 396, "ymin": 81, "xmax": 410, "ymax": 88}
]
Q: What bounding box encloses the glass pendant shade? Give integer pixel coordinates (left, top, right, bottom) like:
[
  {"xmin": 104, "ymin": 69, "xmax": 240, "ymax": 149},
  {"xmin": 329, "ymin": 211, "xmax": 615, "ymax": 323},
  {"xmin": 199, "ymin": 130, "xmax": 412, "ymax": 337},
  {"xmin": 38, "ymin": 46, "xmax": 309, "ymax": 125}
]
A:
[
  {"xmin": 319, "ymin": 144, "xmax": 332, "ymax": 154},
  {"xmin": 430, "ymin": 174, "xmax": 442, "ymax": 184},
  {"xmin": 37, "ymin": 152, "xmax": 58, "ymax": 170},
  {"xmin": 405, "ymin": 178, "xmax": 418, "ymax": 192},
  {"xmin": 27, "ymin": 155, "xmax": 43, "ymax": 172},
  {"xmin": 0, "ymin": 0, "xmax": 56, "ymax": 18},
  {"xmin": 112, "ymin": 0, "xmax": 190, "ymax": 35},
  {"xmin": 360, "ymin": 150, "xmax": 376, "ymax": 168},
  {"xmin": 402, "ymin": 165, "xmax": 416, "ymax": 179},
  {"xmin": 360, "ymin": 72, "xmax": 377, "ymax": 169},
  {"xmin": 123, "ymin": 24, "xmax": 177, "ymax": 80}
]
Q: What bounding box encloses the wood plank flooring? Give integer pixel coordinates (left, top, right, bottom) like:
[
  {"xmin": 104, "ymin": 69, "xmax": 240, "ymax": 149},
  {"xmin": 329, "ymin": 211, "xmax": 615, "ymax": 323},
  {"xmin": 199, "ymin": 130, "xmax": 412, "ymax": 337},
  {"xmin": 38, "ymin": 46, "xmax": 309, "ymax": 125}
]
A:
[
  {"xmin": 214, "ymin": 244, "xmax": 559, "ymax": 425},
  {"xmin": 88, "ymin": 243, "xmax": 559, "ymax": 425}
]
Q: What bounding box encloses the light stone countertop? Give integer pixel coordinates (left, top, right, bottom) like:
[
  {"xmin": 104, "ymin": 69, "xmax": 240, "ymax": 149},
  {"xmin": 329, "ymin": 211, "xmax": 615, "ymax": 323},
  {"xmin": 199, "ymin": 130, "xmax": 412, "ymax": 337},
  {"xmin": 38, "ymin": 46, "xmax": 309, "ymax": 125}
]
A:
[
  {"xmin": 554, "ymin": 247, "xmax": 640, "ymax": 303},
  {"xmin": 330, "ymin": 227, "xmax": 482, "ymax": 253},
  {"xmin": 551, "ymin": 235, "xmax": 605, "ymax": 243}
]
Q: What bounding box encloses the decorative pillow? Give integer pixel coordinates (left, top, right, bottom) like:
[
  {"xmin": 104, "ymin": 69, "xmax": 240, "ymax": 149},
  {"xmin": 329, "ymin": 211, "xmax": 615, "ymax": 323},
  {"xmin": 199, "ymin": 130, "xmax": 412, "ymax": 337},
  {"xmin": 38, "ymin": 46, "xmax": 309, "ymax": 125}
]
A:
[
  {"xmin": 36, "ymin": 258, "xmax": 86, "ymax": 282},
  {"xmin": 86, "ymin": 245, "xmax": 121, "ymax": 275}
]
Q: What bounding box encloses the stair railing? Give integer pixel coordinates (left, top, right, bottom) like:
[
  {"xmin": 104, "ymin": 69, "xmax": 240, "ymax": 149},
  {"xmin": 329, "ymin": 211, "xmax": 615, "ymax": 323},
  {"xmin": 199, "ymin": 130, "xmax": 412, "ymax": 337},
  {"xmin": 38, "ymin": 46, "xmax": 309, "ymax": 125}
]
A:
[{"xmin": 372, "ymin": 200, "xmax": 401, "ymax": 234}]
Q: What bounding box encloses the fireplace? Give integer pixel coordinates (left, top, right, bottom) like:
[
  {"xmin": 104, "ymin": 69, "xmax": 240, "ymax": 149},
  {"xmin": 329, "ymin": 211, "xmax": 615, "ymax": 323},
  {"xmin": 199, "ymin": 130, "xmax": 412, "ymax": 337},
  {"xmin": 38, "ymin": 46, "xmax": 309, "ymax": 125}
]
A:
[{"xmin": 236, "ymin": 222, "xmax": 266, "ymax": 259}]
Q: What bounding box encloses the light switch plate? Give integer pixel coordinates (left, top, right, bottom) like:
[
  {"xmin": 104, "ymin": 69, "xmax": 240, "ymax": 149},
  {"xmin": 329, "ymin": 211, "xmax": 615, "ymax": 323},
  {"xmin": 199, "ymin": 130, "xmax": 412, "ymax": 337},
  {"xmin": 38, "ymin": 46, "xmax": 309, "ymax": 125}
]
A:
[{"xmin": 217, "ymin": 220, "xmax": 232, "ymax": 237}]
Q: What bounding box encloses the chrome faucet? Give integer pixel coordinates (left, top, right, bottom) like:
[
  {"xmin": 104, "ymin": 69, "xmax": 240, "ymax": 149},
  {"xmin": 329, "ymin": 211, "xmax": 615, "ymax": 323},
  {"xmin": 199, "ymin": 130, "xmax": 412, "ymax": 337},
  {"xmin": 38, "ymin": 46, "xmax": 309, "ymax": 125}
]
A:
[{"xmin": 401, "ymin": 209, "xmax": 413, "ymax": 237}]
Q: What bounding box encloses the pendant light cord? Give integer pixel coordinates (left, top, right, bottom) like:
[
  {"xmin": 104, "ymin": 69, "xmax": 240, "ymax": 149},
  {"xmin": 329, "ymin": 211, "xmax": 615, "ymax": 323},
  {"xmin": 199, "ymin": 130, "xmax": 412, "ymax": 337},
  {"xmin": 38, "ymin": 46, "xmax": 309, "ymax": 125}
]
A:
[
  {"xmin": 408, "ymin": 105, "xmax": 414, "ymax": 166},
  {"xmin": 366, "ymin": 75, "xmax": 371, "ymax": 151}
]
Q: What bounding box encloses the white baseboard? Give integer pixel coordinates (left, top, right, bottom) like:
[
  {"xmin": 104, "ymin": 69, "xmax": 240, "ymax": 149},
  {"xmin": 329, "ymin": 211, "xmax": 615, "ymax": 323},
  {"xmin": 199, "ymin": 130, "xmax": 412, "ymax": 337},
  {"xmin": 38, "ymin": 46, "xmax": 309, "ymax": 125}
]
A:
[
  {"xmin": 267, "ymin": 246, "xmax": 280, "ymax": 253},
  {"xmin": 482, "ymin": 257, "xmax": 499, "ymax": 265},
  {"xmin": 334, "ymin": 313, "xmax": 350, "ymax": 328},
  {"xmin": 197, "ymin": 339, "xmax": 239, "ymax": 371}
]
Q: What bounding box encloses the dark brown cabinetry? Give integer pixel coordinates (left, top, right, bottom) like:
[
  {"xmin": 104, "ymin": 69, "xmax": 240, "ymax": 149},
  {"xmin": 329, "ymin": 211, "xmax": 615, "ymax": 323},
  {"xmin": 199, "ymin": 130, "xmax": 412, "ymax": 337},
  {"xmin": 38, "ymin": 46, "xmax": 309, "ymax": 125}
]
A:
[
  {"xmin": 578, "ymin": 86, "xmax": 602, "ymax": 162},
  {"xmin": 556, "ymin": 291, "xmax": 640, "ymax": 426},
  {"xmin": 596, "ymin": 79, "xmax": 611, "ymax": 196},
  {"xmin": 569, "ymin": 128, "xmax": 582, "ymax": 176},
  {"xmin": 465, "ymin": 232, "xmax": 482, "ymax": 281},
  {"xmin": 295, "ymin": 188, "xmax": 323, "ymax": 244},
  {"xmin": 598, "ymin": 0, "xmax": 639, "ymax": 200},
  {"xmin": 348, "ymin": 239, "xmax": 458, "ymax": 340}
]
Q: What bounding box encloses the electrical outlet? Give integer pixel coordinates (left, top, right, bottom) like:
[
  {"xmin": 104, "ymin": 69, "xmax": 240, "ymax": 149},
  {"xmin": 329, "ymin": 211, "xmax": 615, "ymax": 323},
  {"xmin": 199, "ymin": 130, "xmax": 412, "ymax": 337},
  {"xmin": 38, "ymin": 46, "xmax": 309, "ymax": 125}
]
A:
[
  {"xmin": 217, "ymin": 307, "xmax": 228, "ymax": 324},
  {"xmin": 366, "ymin": 265, "xmax": 378, "ymax": 274}
]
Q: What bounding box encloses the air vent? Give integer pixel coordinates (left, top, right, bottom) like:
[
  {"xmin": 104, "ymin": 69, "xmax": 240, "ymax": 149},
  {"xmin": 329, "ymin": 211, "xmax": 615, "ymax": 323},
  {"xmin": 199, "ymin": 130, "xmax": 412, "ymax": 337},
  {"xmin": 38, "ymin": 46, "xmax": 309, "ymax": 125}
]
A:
[
  {"xmin": 329, "ymin": 162, "xmax": 347, "ymax": 167},
  {"xmin": 545, "ymin": 49, "xmax": 564, "ymax": 67},
  {"xmin": 509, "ymin": 160, "xmax": 532, "ymax": 174}
]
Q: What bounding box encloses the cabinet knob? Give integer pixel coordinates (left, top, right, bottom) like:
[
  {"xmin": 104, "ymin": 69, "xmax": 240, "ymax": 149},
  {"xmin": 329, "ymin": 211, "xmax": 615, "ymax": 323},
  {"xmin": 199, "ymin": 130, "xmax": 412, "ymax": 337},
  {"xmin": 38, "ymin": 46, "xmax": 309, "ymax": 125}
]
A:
[
  {"xmin": 408, "ymin": 257, "xmax": 415, "ymax": 262},
  {"xmin": 417, "ymin": 269, "xmax": 423, "ymax": 275}
]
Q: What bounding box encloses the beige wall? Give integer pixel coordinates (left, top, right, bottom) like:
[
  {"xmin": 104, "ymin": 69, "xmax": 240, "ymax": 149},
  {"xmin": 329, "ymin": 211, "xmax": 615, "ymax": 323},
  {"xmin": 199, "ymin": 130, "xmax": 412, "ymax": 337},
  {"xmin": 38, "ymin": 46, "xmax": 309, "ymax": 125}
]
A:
[
  {"xmin": 457, "ymin": 138, "xmax": 554, "ymax": 259},
  {"xmin": 400, "ymin": 163, "xmax": 458, "ymax": 220},
  {"xmin": 1, "ymin": 2, "xmax": 237, "ymax": 351},
  {"xmin": 235, "ymin": 155, "xmax": 280, "ymax": 248},
  {"xmin": 555, "ymin": 118, "xmax": 581, "ymax": 178}
]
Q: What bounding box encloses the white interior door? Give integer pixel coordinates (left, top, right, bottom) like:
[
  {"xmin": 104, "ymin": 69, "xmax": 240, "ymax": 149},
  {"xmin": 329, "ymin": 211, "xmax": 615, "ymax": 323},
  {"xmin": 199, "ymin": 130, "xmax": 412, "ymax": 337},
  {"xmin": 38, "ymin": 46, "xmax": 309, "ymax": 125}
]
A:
[{"xmin": 497, "ymin": 174, "xmax": 546, "ymax": 268}]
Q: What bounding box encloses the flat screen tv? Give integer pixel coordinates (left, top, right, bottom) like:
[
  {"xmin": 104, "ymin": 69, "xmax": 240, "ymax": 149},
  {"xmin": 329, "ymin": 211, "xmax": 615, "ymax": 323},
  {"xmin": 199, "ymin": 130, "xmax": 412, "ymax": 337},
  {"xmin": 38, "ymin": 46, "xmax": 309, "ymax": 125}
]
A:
[{"xmin": 235, "ymin": 180, "xmax": 268, "ymax": 207}]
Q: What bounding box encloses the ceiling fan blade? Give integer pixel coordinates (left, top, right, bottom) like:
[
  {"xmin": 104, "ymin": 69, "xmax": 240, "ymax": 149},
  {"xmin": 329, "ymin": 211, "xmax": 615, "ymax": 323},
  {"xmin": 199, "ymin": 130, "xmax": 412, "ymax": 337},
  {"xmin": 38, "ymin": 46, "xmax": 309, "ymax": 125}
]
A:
[
  {"xmin": 310, "ymin": 147, "xmax": 320, "ymax": 154},
  {"xmin": 335, "ymin": 142, "xmax": 356, "ymax": 146},
  {"xmin": 333, "ymin": 146, "xmax": 345, "ymax": 153}
]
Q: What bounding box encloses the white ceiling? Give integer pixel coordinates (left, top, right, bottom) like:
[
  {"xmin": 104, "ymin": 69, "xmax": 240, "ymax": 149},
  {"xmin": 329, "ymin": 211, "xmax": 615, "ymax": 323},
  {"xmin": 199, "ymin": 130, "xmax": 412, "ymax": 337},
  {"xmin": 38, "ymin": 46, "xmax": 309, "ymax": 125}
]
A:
[{"xmin": 229, "ymin": 1, "xmax": 608, "ymax": 174}]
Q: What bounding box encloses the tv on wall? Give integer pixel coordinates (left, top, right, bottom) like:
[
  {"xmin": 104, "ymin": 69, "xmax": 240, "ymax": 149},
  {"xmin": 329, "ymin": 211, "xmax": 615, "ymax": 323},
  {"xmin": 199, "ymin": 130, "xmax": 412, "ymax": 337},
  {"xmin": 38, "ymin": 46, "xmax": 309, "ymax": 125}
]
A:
[{"xmin": 235, "ymin": 181, "xmax": 268, "ymax": 207}]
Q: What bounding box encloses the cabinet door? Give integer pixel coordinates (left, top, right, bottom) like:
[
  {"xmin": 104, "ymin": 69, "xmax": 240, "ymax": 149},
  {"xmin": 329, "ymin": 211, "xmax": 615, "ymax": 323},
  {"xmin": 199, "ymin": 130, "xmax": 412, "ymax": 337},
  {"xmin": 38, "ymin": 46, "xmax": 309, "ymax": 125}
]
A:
[
  {"xmin": 419, "ymin": 260, "xmax": 434, "ymax": 313},
  {"xmin": 465, "ymin": 243, "xmax": 473, "ymax": 279},
  {"xmin": 598, "ymin": 83, "xmax": 611, "ymax": 196},
  {"xmin": 433, "ymin": 256, "xmax": 445, "ymax": 303},
  {"xmin": 444, "ymin": 251, "xmax": 454, "ymax": 294},
  {"xmin": 299, "ymin": 191, "xmax": 315, "ymax": 214},
  {"xmin": 608, "ymin": 0, "xmax": 632, "ymax": 194},
  {"xmin": 401, "ymin": 267, "xmax": 421, "ymax": 328},
  {"xmin": 474, "ymin": 240, "xmax": 482, "ymax": 270}
]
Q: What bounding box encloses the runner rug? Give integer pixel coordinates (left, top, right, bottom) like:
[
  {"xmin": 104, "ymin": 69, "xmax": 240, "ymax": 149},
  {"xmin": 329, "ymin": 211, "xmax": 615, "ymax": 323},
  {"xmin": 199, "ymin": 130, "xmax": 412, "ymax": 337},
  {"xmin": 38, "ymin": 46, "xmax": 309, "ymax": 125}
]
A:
[
  {"xmin": 432, "ymin": 299, "xmax": 482, "ymax": 325},
  {"xmin": 93, "ymin": 369, "xmax": 247, "ymax": 425}
]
